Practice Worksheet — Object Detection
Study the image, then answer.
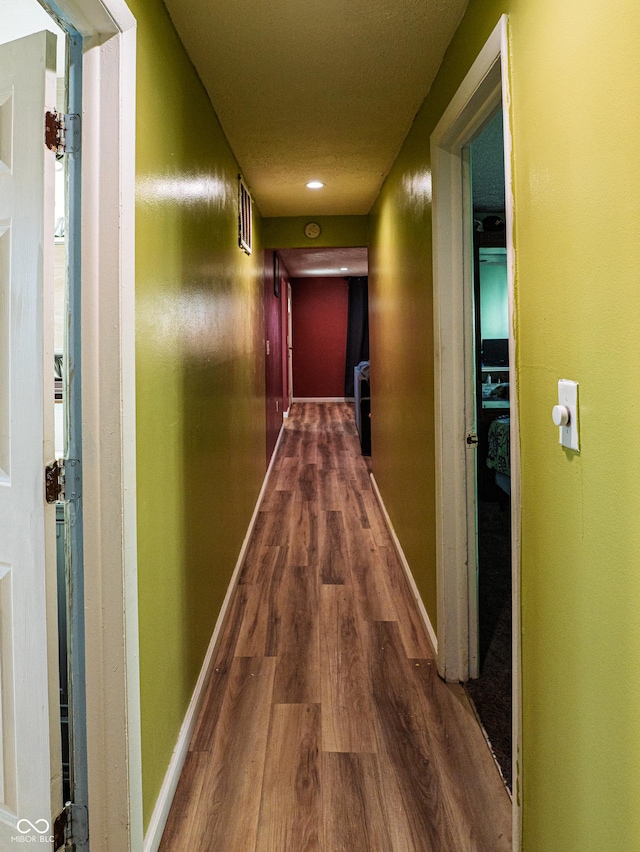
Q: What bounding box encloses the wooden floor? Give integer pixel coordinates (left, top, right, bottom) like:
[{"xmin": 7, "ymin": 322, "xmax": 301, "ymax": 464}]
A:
[{"xmin": 159, "ymin": 403, "xmax": 512, "ymax": 852}]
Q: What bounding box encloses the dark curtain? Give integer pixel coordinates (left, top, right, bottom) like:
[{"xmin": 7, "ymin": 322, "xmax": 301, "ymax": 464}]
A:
[{"xmin": 344, "ymin": 276, "xmax": 369, "ymax": 396}]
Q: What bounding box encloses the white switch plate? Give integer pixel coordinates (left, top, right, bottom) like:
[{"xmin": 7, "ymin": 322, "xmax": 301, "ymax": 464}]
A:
[{"xmin": 557, "ymin": 379, "xmax": 579, "ymax": 452}]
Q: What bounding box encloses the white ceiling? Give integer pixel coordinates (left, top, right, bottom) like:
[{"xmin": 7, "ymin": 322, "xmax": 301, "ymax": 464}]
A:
[
  {"xmin": 279, "ymin": 247, "xmax": 368, "ymax": 278},
  {"xmin": 163, "ymin": 0, "xmax": 469, "ymax": 218},
  {"xmin": 471, "ymin": 109, "xmax": 505, "ymax": 213}
]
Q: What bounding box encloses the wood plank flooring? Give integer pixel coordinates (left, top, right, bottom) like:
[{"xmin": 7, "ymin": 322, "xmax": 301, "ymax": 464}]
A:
[{"xmin": 159, "ymin": 402, "xmax": 511, "ymax": 852}]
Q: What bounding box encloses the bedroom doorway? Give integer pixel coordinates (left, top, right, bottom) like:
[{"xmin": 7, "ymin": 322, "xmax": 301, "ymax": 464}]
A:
[
  {"xmin": 431, "ymin": 15, "xmax": 521, "ymax": 836},
  {"xmin": 463, "ymin": 109, "xmax": 512, "ymax": 789}
]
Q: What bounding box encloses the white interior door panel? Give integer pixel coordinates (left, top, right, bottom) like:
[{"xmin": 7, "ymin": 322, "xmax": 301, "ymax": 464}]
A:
[{"xmin": 0, "ymin": 29, "xmax": 60, "ymax": 843}]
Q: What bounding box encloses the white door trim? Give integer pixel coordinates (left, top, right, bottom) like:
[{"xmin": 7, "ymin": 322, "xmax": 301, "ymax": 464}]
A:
[
  {"xmin": 51, "ymin": 2, "xmax": 141, "ymax": 849},
  {"xmin": 431, "ymin": 15, "xmax": 521, "ymax": 848}
]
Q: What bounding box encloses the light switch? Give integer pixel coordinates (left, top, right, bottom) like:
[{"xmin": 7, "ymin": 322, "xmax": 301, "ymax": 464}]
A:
[{"xmin": 553, "ymin": 379, "xmax": 579, "ymax": 452}]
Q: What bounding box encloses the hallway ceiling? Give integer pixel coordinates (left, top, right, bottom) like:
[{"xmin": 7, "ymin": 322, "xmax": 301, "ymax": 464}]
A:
[
  {"xmin": 278, "ymin": 247, "xmax": 368, "ymax": 278},
  {"xmin": 163, "ymin": 0, "xmax": 469, "ymax": 218}
]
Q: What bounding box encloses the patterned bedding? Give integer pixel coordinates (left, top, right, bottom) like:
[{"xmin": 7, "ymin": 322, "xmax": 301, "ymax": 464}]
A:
[{"xmin": 486, "ymin": 416, "xmax": 510, "ymax": 477}]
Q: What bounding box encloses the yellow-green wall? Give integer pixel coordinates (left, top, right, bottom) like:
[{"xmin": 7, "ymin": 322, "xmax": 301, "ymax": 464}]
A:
[
  {"xmin": 263, "ymin": 215, "xmax": 368, "ymax": 248},
  {"xmin": 131, "ymin": 0, "xmax": 267, "ymax": 825},
  {"xmin": 370, "ymin": 0, "xmax": 640, "ymax": 847}
]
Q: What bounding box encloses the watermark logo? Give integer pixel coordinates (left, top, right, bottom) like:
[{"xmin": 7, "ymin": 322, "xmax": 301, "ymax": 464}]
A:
[
  {"xmin": 17, "ymin": 821, "xmax": 49, "ymax": 835},
  {"xmin": 11, "ymin": 818, "xmax": 53, "ymax": 843}
]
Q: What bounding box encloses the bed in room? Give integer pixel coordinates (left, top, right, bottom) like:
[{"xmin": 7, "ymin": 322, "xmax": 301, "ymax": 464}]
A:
[{"xmin": 486, "ymin": 415, "xmax": 510, "ymax": 495}]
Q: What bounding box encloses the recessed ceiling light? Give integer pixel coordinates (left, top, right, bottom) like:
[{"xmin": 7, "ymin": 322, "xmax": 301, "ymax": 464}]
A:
[{"xmin": 306, "ymin": 181, "xmax": 324, "ymax": 189}]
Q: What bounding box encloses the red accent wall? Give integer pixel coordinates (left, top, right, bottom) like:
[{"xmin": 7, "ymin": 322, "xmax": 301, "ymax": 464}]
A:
[{"xmin": 291, "ymin": 277, "xmax": 348, "ymax": 398}]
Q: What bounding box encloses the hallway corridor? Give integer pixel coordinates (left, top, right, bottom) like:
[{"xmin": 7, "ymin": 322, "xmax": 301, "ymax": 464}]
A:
[{"xmin": 159, "ymin": 403, "xmax": 511, "ymax": 851}]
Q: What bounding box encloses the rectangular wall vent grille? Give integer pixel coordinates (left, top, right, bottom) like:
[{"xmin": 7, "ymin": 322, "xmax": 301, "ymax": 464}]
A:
[{"xmin": 238, "ymin": 175, "xmax": 252, "ymax": 255}]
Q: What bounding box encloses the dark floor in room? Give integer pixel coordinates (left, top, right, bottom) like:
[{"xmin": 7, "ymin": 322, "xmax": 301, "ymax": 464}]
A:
[{"xmin": 465, "ymin": 498, "xmax": 512, "ymax": 789}]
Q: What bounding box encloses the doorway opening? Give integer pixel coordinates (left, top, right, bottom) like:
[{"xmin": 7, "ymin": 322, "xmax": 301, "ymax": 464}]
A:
[
  {"xmin": 51, "ymin": 12, "xmax": 79, "ymax": 807},
  {"xmin": 431, "ymin": 14, "xmax": 521, "ymax": 842},
  {"xmin": 462, "ymin": 109, "xmax": 512, "ymax": 788},
  {"xmin": 0, "ymin": 0, "xmax": 88, "ymax": 841},
  {"xmin": 0, "ymin": 0, "xmax": 142, "ymax": 847},
  {"xmin": 265, "ymin": 246, "xmax": 371, "ymax": 459}
]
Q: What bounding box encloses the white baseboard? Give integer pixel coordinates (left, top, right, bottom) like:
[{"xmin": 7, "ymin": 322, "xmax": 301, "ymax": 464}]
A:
[
  {"xmin": 143, "ymin": 423, "xmax": 286, "ymax": 851},
  {"xmin": 292, "ymin": 396, "xmax": 354, "ymax": 403},
  {"xmin": 369, "ymin": 473, "xmax": 438, "ymax": 655}
]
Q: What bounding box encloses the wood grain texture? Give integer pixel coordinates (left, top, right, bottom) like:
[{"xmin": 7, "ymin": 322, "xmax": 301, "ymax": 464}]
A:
[
  {"xmin": 255, "ymin": 704, "xmax": 321, "ymax": 852},
  {"xmin": 323, "ymin": 752, "xmax": 393, "ymax": 852},
  {"xmin": 346, "ymin": 527, "xmax": 396, "ymax": 624},
  {"xmin": 238, "ymin": 509, "xmax": 270, "ymax": 575},
  {"xmin": 161, "ymin": 656, "xmax": 276, "ymax": 851},
  {"xmin": 263, "ymin": 547, "xmax": 288, "ymax": 656},
  {"xmin": 239, "ymin": 544, "xmax": 282, "ymax": 587},
  {"xmin": 189, "ymin": 585, "xmax": 248, "ymax": 752},
  {"xmin": 234, "ymin": 583, "xmax": 269, "ymax": 657},
  {"xmin": 316, "ymin": 432, "xmax": 334, "ymax": 470},
  {"xmin": 319, "ymin": 510, "xmax": 347, "ymax": 584},
  {"xmin": 318, "ymin": 466, "xmax": 342, "ymax": 511},
  {"xmin": 287, "ymin": 498, "xmax": 318, "ymax": 567},
  {"xmin": 361, "ymin": 489, "xmax": 393, "ymax": 547},
  {"xmin": 160, "ymin": 403, "xmax": 511, "ymax": 851},
  {"xmin": 371, "ymin": 621, "xmax": 462, "ymax": 852},
  {"xmin": 158, "ymin": 751, "xmax": 211, "ymax": 850},
  {"xmin": 274, "ymin": 455, "xmax": 300, "ymax": 491},
  {"xmin": 320, "ymin": 584, "xmax": 377, "ymax": 753},
  {"xmin": 300, "ymin": 432, "xmax": 318, "ymax": 464},
  {"xmin": 272, "ymin": 564, "xmax": 320, "ymax": 703},
  {"xmin": 261, "ymin": 490, "xmax": 294, "ymax": 540},
  {"xmin": 381, "ymin": 546, "xmax": 435, "ymax": 660},
  {"xmin": 410, "ymin": 666, "xmax": 512, "ymax": 850},
  {"xmin": 298, "ymin": 461, "xmax": 318, "ymax": 501}
]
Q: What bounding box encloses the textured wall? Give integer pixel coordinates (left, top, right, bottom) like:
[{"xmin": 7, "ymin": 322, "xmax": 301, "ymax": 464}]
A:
[
  {"xmin": 131, "ymin": 0, "xmax": 266, "ymax": 826},
  {"xmin": 508, "ymin": 2, "xmax": 640, "ymax": 846},
  {"xmin": 291, "ymin": 277, "xmax": 348, "ymax": 398},
  {"xmin": 369, "ymin": 0, "xmax": 640, "ymax": 848},
  {"xmin": 368, "ymin": 128, "xmax": 439, "ymax": 624},
  {"xmin": 263, "ymin": 215, "xmax": 369, "ymax": 249}
]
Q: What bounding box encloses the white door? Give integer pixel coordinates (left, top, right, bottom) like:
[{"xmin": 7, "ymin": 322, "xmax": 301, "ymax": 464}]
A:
[{"xmin": 0, "ymin": 29, "xmax": 61, "ymax": 844}]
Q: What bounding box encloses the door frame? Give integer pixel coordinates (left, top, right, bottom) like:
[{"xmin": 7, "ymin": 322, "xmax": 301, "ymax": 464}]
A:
[
  {"xmin": 45, "ymin": 1, "xmax": 142, "ymax": 848},
  {"xmin": 431, "ymin": 14, "xmax": 521, "ymax": 845},
  {"xmin": 286, "ymin": 281, "xmax": 293, "ymax": 410}
]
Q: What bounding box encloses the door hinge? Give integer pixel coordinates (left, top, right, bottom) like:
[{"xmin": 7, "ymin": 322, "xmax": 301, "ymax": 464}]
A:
[
  {"xmin": 53, "ymin": 802, "xmax": 89, "ymax": 851},
  {"xmin": 45, "ymin": 459, "xmax": 81, "ymax": 503},
  {"xmin": 466, "ymin": 432, "xmax": 479, "ymax": 446},
  {"xmin": 45, "ymin": 110, "xmax": 81, "ymax": 155}
]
